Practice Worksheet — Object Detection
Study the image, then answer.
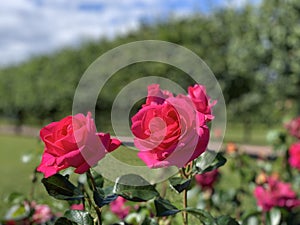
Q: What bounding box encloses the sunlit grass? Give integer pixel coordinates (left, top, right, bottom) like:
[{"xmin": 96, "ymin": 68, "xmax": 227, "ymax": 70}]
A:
[
  {"xmin": 224, "ymin": 122, "xmax": 274, "ymax": 145},
  {"xmin": 0, "ymin": 135, "xmax": 42, "ymax": 194}
]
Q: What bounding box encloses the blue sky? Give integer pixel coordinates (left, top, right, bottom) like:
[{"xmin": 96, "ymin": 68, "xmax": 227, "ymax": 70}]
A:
[{"xmin": 0, "ymin": 0, "xmax": 260, "ymax": 66}]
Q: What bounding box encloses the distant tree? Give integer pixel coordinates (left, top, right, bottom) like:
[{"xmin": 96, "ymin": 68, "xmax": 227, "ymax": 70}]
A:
[
  {"xmin": 1, "ymin": 0, "xmax": 299, "ymax": 140},
  {"xmin": 259, "ymin": 0, "xmax": 300, "ymax": 115}
]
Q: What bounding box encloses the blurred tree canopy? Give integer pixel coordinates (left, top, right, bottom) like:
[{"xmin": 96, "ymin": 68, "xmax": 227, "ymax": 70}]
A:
[{"xmin": 0, "ymin": 0, "xmax": 298, "ymax": 135}]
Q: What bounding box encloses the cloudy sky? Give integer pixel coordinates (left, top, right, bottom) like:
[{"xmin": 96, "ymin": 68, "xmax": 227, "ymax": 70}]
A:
[{"xmin": 0, "ymin": 0, "xmax": 259, "ymax": 67}]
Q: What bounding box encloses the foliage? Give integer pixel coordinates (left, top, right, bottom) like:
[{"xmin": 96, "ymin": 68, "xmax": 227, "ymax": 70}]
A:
[
  {"xmin": 0, "ymin": 0, "xmax": 299, "ymax": 135},
  {"xmin": 1, "ymin": 152, "xmax": 229, "ymax": 225},
  {"xmin": 4, "ymin": 122, "xmax": 300, "ymax": 224}
]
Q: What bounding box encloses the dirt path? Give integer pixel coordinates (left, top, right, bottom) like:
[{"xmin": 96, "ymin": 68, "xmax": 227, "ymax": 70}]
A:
[
  {"xmin": 0, "ymin": 124, "xmax": 39, "ymax": 137},
  {"xmin": 113, "ymin": 136, "xmax": 275, "ymax": 159}
]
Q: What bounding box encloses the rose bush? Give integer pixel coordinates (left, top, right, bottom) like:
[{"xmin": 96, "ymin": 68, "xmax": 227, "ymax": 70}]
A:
[
  {"xmin": 37, "ymin": 112, "xmax": 121, "ymax": 177},
  {"xmin": 31, "ymin": 203, "xmax": 53, "ymax": 224},
  {"xmin": 288, "ymin": 142, "xmax": 300, "ymax": 171},
  {"xmin": 110, "ymin": 196, "xmax": 131, "ymax": 219},
  {"xmin": 285, "ymin": 116, "xmax": 300, "ymax": 139},
  {"xmin": 195, "ymin": 169, "xmax": 219, "ymax": 190},
  {"xmin": 254, "ymin": 175, "xmax": 300, "ymax": 212},
  {"xmin": 131, "ymin": 84, "xmax": 213, "ymax": 168},
  {"xmin": 2, "ymin": 201, "xmax": 56, "ymax": 225},
  {"xmin": 2, "ymin": 84, "xmax": 239, "ymax": 225}
]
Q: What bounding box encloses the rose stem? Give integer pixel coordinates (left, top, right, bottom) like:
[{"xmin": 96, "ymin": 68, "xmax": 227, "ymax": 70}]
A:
[
  {"xmin": 161, "ymin": 181, "xmax": 168, "ymax": 198},
  {"xmin": 180, "ymin": 161, "xmax": 193, "ymax": 225},
  {"xmin": 87, "ymin": 169, "xmax": 102, "ymax": 225},
  {"xmin": 261, "ymin": 211, "xmax": 266, "ymax": 225},
  {"xmin": 182, "ymin": 188, "xmax": 188, "ymax": 225}
]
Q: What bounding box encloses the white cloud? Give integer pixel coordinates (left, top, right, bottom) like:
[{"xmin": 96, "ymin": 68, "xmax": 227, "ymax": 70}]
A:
[
  {"xmin": 219, "ymin": 0, "xmax": 261, "ymax": 8},
  {"xmin": 0, "ymin": 0, "xmax": 172, "ymax": 66},
  {"xmin": 0, "ymin": 0, "xmax": 258, "ymax": 66}
]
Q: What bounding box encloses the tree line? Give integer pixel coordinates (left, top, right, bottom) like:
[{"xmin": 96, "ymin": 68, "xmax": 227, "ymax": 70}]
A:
[{"xmin": 0, "ymin": 0, "xmax": 299, "ymax": 136}]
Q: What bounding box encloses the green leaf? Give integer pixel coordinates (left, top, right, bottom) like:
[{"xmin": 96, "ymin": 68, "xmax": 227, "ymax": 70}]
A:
[
  {"xmin": 141, "ymin": 217, "xmax": 159, "ymax": 225},
  {"xmin": 55, "ymin": 217, "xmax": 78, "ymax": 225},
  {"xmin": 5, "ymin": 192, "xmax": 25, "ymax": 204},
  {"xmin": 93, "ymin": 188, "xmax": 118, "ymax": 208},
  {"xmin": 154, "ymin": 197, "xmax": 180, "ymax": 217},
  {"xmin": 169, "ymin": 177, "xmax": 191, "ymax": 194},
  {"xmin": 184, "ymin": 208, "xmax": 216, "ymax": 225},
  {"xmin": 267, "ymin": 208, "xmax": 281, "ymax": 225},
  {"xmin": 113, "ymin": 174, "xmax": 159, "ymax": 202},
  {"xmin": 111, "ymin": 222, "xmax": 130, "ymax": 225},
  {"xmin": 194, "ymin": 151, "xmax": 227, "ymax": 174},
  {"xmin": 87, "ymin": 170, "xmax": 104, "ymax": 189},
  {"xmin": 42, "ymin": 173, "xmax": 84, "ymax": 200},
  {"xmin": 241, "ymin": 211, "xmax": 261, "ymax": 224},
  {"xmin": 103, "ymin": 186, "xmax": 115, "ymax": 195},
  {"xmin": 216, "ymin": 215, "xmax": 240, "ymax": 225},
  {"xmin": 64, "ymin": 210, "xmax": 94, "ymax": 225},
  {"xmin": 4, "ymin": 203, "xmax": 31, "ymax": 221},
  {"xmin": 185, "ymin": 209, "xmax": 239, "ymax": 225}
]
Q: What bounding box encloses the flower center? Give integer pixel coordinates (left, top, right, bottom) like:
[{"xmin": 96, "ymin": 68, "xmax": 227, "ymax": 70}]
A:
[{"xmin": 148, "ymin": 117, "xmax": 167, "ymax": 142}]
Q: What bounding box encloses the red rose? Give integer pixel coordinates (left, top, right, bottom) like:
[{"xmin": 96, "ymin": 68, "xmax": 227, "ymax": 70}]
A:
[
  {"xmin": 37, "ymin": 112, "xmax": 121, "ymax": 177},
  {"xmin": 289, "ymin": 142, "xmax": 300, "ymax": 170},
  {"xmin": 144, "ymin": 84, "xmax": 173, "ymax": 106},
  {"xmin": 285, "ymin": 116, "xmax": 300, "ymax": 139},
  {"xmin": 195, "ymin": 169, "xmax": 219, "ymax": 190},
  {"xmin": 131, "ymin": 84, "xmax": 211, "ymax": 168},
  {"xmin": 254, "ymin": 176, "xmax": 300, "ymax": 212},
  {"xmin": 188, "ymin": 84, "xmax": 216, "ymax": 121},
  {"xmin": 5, "ymin": 221, "xmax": 16, "ymax": 225}
]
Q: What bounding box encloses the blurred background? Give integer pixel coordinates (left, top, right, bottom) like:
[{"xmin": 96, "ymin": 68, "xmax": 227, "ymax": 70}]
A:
[
  {"xmin": 0, "ymin": 0, "xmax": 299, "ymax": 144},
  {"xmin": 0, "ymin": 0, "xmax": 300, "ymax": 217}
]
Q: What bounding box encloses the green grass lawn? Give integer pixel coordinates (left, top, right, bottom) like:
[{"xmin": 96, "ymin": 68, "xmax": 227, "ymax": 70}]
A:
[
  {"xmin": 224, "ymin": 122, "xmax": 273, "ymax": 145},
  {"xmin": 0, "ymin": 135, "xmax": 42, "ymax": 194},
  {"xmin": 0, "ymin": 135, "xmax": 43, "ymax": 217}
]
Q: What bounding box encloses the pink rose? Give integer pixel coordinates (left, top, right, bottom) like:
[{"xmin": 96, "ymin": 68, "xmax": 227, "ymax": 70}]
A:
[
  {"xmin": 32, "ymin": 204, "xmax": 53, "ymax": 224},
  {"xmin": 195, "ymin": 169, "xmax": 219, "ymax": 190},
  {"xmin": 110, "ymin": 196, "xmax": 131, "ymax": 219},
  {"xmin": 144, "ymin": 84, "xmax": 173, "ymax": 106},
  {"xmin": 70, "ymin": 203, "xmax": 84, "ymax": 211},
  {"xmin": 254, "ymin": 176, "xmax": 300, "ymax": 212},
  {"xmin": 285, "ymin": 116, "xmax": 300, "ymax": 139},
  {"xmin": 188, "ymin": 84, "xmax": 216, "ymax": 121},
  {"xmin": 289, "ymin": 142, "xmax": 300, "ymax": 170},
  {"xmin": 37, "ymin": 112, "xmax": 121, "ymax": 178},
  {"xmin": 131, "ymin": 84, "xmax": 211, "ymax": 168}
]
